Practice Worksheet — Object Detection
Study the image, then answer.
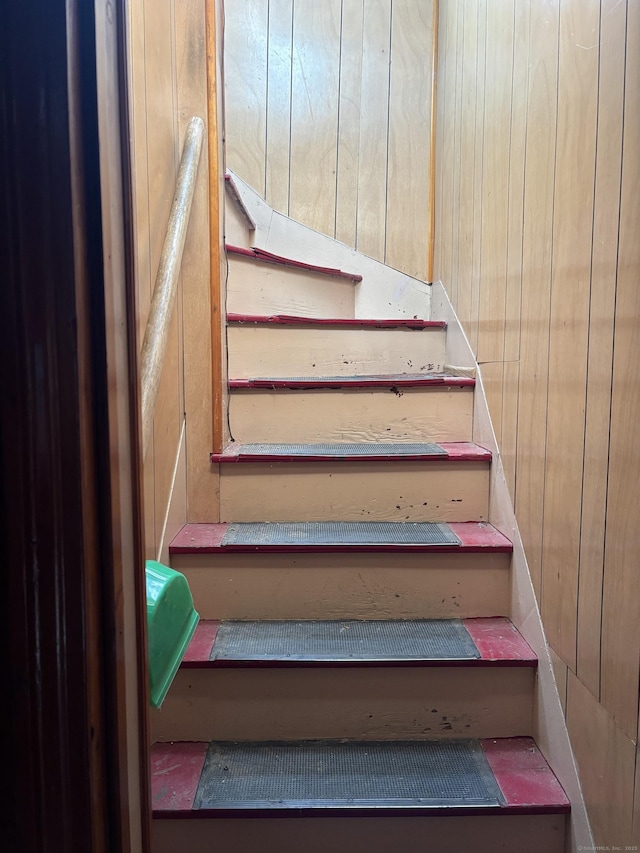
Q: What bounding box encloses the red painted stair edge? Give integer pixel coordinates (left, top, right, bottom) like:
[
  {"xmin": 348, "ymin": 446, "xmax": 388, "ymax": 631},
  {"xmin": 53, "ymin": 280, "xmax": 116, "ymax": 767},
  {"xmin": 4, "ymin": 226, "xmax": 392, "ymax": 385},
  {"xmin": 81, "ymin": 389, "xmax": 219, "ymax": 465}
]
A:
[
  {"xmin": 209, "ymin": 441, "xmax": 491, "ymax": 464},
  {"xmin": 180, "ymin": 617, "xmax": 537, "ymax": 669},
  {"xmin": 226, "ymin": 244, "xmax": 363, "ymax": 282},
  {"xmin": 169, "ymin": 521, "xmax": 513, "ymax": 555},
  {"xmin": 150, "ymin": 737, "xmax": 570, "ymax": 818},
  {"xmin": 229, "ymin": 375, "xmax": 476, "ymax": 390},
  {"xmin": 226, "ymin": 312, "xmax": 446, "ymax": 328}
]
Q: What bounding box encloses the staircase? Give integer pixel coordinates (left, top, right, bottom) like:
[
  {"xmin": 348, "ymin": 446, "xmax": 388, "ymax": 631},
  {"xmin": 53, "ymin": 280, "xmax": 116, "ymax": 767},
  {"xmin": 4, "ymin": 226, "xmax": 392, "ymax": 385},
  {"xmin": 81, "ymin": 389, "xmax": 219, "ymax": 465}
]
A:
[{"xmin": 149, "ymin": 174, "xmax": 570, "ymax": 852}]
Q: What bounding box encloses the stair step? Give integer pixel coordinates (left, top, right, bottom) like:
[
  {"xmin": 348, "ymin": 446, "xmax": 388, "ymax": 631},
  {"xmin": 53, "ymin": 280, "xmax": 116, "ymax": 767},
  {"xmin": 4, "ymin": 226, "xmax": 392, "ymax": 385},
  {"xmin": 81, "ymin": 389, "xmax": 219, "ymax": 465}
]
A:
[
  {"xmin": 151, "ymin": 736, "xmax": 569, "ymax": 817},
  {"xmin": 228, "ymin": 374, "xmax": 475, "ymax": 444},
  {"xmin": 152, "ymin": 619, "xmax": 535, "ymax": 742},
  {"xmin": 215, "ymin": 443, "xmax": 490, "ymax": 523},
  {"xmin": 171, "ymin": 520, "xmax": 511, "ymax": 554},
  {"xmin": 226, "ymin": 244, "xmax": 363, "ymax": 282},
  {"xmin": 229, "ymin": 373, "xmax": 475, "ymax": 389},
  {"xmin": 227, "ymin": 313, "xmax": 442, "ymax": 328},
  {"xmin": 227, "ymin": 316, "xmax": 447, "ymax": 377},
  {"xmin": 212, "ymin": 441, "xmax": 489, "ymax": 464},
  {"xmin": 183, "ymin": 617, "xmax": 536, "ymax": 667},
  {"xmin": 169, "ymin": 522, "xmax": 512, "ymax": 620}
]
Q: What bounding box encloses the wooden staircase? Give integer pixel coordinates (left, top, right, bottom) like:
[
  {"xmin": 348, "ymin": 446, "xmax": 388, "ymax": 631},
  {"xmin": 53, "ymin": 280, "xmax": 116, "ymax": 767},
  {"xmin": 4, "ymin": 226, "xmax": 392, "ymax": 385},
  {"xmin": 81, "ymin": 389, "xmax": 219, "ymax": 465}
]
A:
[{"xmin": 149, "ymin": 176, "xmax": 571, "ymax": 852}]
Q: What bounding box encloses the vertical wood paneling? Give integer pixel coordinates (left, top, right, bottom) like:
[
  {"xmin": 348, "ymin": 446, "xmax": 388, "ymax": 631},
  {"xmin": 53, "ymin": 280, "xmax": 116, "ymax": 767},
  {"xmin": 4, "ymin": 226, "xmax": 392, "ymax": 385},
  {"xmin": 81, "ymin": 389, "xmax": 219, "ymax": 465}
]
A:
[
  {"xmin": 513, "ymin": 0, "xmax": 558, "ymax": 601},
  {"xmin": 541, "ymin": 0, "xmax": 600, "ymax": 670},
  {"xmin": 265, "ymin": 0, "xmax": 293, "ymax": 213},
  {"xmin": 225, "ymin": 0, "xmax": 435, "ymax": 279},
  {"xmin": 503, "ymin": 0, "xmax": 528, "ymax": 365},
  {"xmin": 468, "ymin": 1, "xmax": 485, "ymax": 357},
  {"xmin": 601, "ymin": 0, "xmax": 640, "ymax": 740},
  {"xmin": 356, "ymin": 0, "xmax": 391, "ymax": 262},
  {"xmin": 436, "ymin": 0, "xmax": 458, "ymax": 291},
  {"xmin": 289, "ymin": 0, "xmax": 341, "ymax": 235},
  {"xmin": 576, "ymin": 0, "xmax": 626, "ymax": 698},
  {"xmin": 129, "ymin": 0, "xmax": 211, "ymax": 550},
  {"xmin": 435, "ymin": 0, "xmax": 640, "ymax": 842},
  {"xmin": 455, "ymin": 0, "xmax": 478, "ymax": 331},
  {"xmin": 477, "ymin": 0, "xmax": 513, "ymax": 364},
  {"xmin": 432, "ymin": 0, "xmax": 447, "ymax": 281},
  {"xmin": 225, "ymin": 0, "xmax": 269, "ymax": 195},
  {"xmin": 386, "ymin": 0, "xmax": 432, "ymax": 279},
  {"xmin": 177, "ymin": 0, "xmax": 215, "ymax": 522},
  {"xmin": 567, "ymin": 672, "xmax": 635, "ymax": 846},
  {"xmin": 335, "ymin": 0, "xmax": 364, "ymax": 247}
]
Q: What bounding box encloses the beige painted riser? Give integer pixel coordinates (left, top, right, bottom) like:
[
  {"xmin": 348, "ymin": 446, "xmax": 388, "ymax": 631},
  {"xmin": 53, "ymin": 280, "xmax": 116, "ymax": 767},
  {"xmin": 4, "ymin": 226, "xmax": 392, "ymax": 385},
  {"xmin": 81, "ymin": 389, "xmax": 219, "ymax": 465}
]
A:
[
  {"xmin": 218, "ymin": 462, "xmax": 489, "ymax": 522},
  {"xmin": 171, "ymin": 552, "xmax": 511, "ymax": 621},
  {"xmin": 227, "ymin": 256, "xmax": 356, "ymax": 319},
  {"xmin": 224, "ymin": 196, "xmax": 251, "ymax": 248},
  {"xmin": 153, "ymin": 815, "xmax": 566, "ymax": 853},
  {"xmin": 228, "ymin": 386, "xmax": 474, "ymax": 444},
  {"xmin": 227, "ymin": 325, "xmax": 447, "ymax": 378},
  {"xmin": 152, "ymin": 665, "xmax": 533, "ymax": 743}
]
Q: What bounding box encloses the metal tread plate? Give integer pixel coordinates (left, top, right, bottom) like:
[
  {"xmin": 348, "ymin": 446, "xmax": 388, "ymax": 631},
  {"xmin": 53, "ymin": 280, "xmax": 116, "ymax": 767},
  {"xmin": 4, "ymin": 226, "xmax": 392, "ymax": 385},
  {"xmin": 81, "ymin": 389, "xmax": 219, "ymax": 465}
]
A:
[
  {"xmin": 222, "ymin": 521, "xmax": 461, "ymax": 548},
  {"xmin": 211, "ymin": 619, "xmax": 480, "ymax": 662},
  {"xmin": 194, "ymin": 739, "xmax": 504, "ymax": 809},
  {"xmin": 233, "ymin": 442, "xmax": 446, "ymax": 457}
]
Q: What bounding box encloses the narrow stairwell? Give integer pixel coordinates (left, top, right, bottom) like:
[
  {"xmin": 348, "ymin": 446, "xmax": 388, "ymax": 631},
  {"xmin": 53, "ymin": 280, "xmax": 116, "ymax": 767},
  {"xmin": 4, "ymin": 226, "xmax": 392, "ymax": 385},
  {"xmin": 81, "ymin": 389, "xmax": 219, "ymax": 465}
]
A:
[{"xmin": 149, "ymin": 174, "xmax": 571, "ymax": 852}]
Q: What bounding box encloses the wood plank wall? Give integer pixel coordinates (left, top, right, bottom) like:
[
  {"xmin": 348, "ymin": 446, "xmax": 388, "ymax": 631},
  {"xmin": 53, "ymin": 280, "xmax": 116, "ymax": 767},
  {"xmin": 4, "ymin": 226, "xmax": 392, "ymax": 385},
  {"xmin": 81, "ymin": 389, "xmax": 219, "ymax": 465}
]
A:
[
  {"xmin": 434, "ymin": 1, "xmax": 640, "ymax": 846},
  {"xmin": 224, "ymin": 0, "xmax": 435, "ymax": 280},
  {"xmin": 128, "ymin": 0, "xmax": 214, "ymax": 558}
]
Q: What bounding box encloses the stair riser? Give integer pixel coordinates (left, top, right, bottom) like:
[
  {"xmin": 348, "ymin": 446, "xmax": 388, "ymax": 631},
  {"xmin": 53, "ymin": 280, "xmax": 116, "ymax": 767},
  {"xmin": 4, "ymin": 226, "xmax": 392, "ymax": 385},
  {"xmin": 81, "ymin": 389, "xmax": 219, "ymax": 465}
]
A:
[
  {"xmin": 227, "ymin": 325, "xmax": 447, "ymax": 378},
  {"xmin": 171, "ymin": 553, "xmax": 511, "ymax": 620},
  {"xmin": 227, "ymin": 256, "xmax": 356, "ymax": 319},
  {"xmin": 224, "ymin": 197, "xmax": 252, "ymax": 247},
  {"xmin": 152, "ymin": 814, "xmax": 566, "ymax": 853},
  {"xmin": 152, "ymin": 666, "xmax": 534, "ymax": 742},
  {"xmin": 218, "ymin": 462, "xmax": 489, "ymax": 522},
  {"xmin": 228, "ymin": 387, "xmax": 473, "ymax": 444}
]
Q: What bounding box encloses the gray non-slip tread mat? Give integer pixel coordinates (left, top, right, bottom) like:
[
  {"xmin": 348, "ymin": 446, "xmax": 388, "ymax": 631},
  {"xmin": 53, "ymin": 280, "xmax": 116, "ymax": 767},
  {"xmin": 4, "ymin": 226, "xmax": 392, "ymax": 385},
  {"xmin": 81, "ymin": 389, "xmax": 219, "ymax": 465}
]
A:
[
  {"xmin": 231, "ymin": 442, "xmax": 448, "ymax": 459},
  {"xmin": 194, "ymin": 739, "xmax": 504, "ymax": 809},
  {"xmin": 222, "ymin": 521, "xmax": 461, "ymax": 547},
  {"xmin": 211, "ymin": 619, "xmax": 480, "ymax": 661},
  {"xmin": 231, "ymin": 442, "xmax": 446, "ymax": 456}
]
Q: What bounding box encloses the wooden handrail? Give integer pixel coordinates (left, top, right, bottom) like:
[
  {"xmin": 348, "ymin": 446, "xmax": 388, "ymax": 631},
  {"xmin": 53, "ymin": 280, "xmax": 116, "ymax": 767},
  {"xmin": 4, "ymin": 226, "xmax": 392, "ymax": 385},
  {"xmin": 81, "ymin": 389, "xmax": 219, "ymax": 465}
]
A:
[{"xmin": 140, "ymin": 116, "xmax": 204, "ymax": 458}]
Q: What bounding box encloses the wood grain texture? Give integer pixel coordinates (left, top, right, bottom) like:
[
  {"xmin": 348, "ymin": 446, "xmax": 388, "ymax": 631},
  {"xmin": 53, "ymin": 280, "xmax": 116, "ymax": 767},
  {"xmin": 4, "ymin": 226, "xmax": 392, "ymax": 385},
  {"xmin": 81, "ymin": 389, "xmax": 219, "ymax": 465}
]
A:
[
  {"xmin": 224, "ymin": 0, "xmax": 268, "ymax": 195},
  {"xmin": 477, "ymin": 1, "xmax": 513, "ymax": 364},
  {"xmin": 541, "ymin": 0, "xmax": 600, "ymax": 671},
  {"xmin": 225, "ymin": 0, "xmax": 436, "ymax": 280},
  {"xmin": 356, "ymin": 0, "xmax": 391, "ymax": 262},
  {"xmin": 386, "ymin": 0, "xmax": 432, "ymax": 279},
  {"xmin": 576, "ymin": 0, "xmax": 626, "ymax": 700},
  {"xmin": 289, "ymin": 0, "xmax": 341, "ymax": 235},
  {"xmin": 435, "ymin": 0, "xmax": 640, "ymax": 838},
  {"xmin": 566, "ymin": 672, "xmax": 635, "ymax": 848},
  {"xmin": 335, "ymin": 0, "xmax": 364, "ymax": 246},
  {"xmin": 265, "ymin": 0, "xmax": 293, "ymax": 213},
  {"xmin": 601, "ymin": 0, "xmax": 640, "ymax": 740},
  {"xmin": 512, "ymin": 0, "xmax": 558, "ymax": 602}
]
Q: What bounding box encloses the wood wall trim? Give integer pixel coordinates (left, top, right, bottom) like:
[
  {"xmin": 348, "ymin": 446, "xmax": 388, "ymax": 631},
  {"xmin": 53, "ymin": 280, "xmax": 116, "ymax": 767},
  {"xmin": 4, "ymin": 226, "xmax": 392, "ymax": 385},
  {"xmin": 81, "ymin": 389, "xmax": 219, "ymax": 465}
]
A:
[
  {"xmin": 427, "ymin": 0, "xmax": 439, "ymax": 284},
  {"xmin": 206, "ymin": 0, "xmax": 224, "ymax": 455}
]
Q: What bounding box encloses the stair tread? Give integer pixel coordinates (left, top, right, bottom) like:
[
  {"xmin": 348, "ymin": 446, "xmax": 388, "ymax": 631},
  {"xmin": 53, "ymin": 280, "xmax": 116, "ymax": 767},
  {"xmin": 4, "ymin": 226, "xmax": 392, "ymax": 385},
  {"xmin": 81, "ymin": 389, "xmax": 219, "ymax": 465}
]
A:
[
  {"xmin": 211, "ymin": 441, "xmax": 491, "ymax": 463},
  {"xmin": 182, "ymin": 617, "xmax": 537, "ymax": 667},
  {"xmin": 151, "ymin": 736, "xmax": 570, "ymax": 816},
  {"xmin": 226, "ymin": 243, "xmax": 363, "ymax": 282},
  {"xmin": 229, "ymin": 373, "xmax": 475, "ymax": 389},
  {"xmin": 227, "ymin": 313, "xmax": 445, "ymax": 328},
  {"xmin": 170, "ymin": 520, "xmax": 513, "ymax": 554}
]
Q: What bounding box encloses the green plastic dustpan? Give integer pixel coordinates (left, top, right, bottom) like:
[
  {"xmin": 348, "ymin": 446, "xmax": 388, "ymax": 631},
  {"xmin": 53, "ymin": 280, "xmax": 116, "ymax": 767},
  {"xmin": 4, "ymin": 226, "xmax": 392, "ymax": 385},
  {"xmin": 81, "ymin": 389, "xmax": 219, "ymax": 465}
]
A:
[{"xmin": 146, "ymin": 560, "xmax": 199, "ymax": 708}]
